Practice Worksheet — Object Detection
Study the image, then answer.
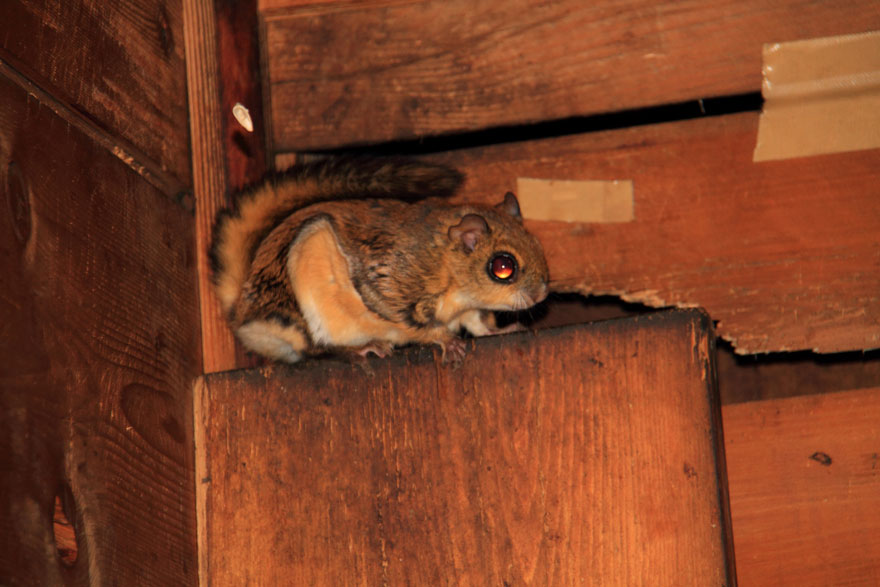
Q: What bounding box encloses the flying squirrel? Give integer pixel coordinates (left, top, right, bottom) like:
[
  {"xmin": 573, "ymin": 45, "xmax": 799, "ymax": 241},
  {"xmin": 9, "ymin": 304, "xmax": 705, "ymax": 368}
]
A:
[{"xmin": 210, "ymin": 156, "xmax": 550, "ymax": 364}]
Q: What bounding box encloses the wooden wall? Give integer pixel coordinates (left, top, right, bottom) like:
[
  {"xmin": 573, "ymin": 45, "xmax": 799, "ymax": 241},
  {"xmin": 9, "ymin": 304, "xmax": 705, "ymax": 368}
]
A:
[
  {"xmin": 0, "ymin": 1, "xmax": 200, "ymax": 583},
  {"xmin": 224, "ymin": 0, "xmax": 880, "ymax": 362},
  {"xmin": 2, "ymin": 0, "xmax": 878, "ymax": 584}
]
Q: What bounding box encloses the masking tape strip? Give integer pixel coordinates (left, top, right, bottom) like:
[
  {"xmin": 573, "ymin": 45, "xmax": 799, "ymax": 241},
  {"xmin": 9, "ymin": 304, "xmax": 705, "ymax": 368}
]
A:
[
  {"xmin": 516, "ymin": 177, "xmax": 634, "ymax": 223},
  {"xmin": 753, "ymin": 30, "xmax": 880, "ymax": 162}
]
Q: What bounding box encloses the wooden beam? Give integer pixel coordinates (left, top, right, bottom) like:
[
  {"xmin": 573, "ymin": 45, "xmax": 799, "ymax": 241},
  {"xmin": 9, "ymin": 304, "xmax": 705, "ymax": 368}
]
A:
[
  {"xmin": 424, "ymin": 112, "xmax": 880, "ymax": 355},
  {"xmin": 195, "ymin": 311, "xmax": 734, "ymax": 584},
  {"xmin": 724, "ymin": 387, "xmax": 880, "ymax": 586},
  {"xmin": 185, "ymin": 0, "xmax": 237, "ymax": 373},
  {"xmin": 261, "ymin": 0, "xmax": 880, "ymax": 149}
]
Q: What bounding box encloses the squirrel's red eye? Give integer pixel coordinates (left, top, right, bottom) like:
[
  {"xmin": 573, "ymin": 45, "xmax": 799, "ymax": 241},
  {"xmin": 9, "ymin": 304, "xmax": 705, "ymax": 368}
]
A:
[{"xmin": 488, "ymin": 253, "xmax": 517, "ymax": 282}]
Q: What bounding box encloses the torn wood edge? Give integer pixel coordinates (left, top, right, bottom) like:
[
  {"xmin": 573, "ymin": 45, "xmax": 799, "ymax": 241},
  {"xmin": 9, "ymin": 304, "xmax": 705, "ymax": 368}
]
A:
[{"xmin": 553, "ymin": 282, "xmax": 878, "ymax": 356}]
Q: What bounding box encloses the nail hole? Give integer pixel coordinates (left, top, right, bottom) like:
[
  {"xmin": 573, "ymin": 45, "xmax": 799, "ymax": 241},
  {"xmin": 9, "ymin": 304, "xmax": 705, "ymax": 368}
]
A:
[{"xmin": 53, "ymin": 487, "xmax": 78, "ymax": 567}]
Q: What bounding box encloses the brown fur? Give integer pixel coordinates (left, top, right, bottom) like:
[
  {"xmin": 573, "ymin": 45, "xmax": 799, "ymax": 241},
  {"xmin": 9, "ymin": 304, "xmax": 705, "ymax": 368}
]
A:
[{"xmin": 211, "ymin": 157, "xmax": 549, "ymax": 363}]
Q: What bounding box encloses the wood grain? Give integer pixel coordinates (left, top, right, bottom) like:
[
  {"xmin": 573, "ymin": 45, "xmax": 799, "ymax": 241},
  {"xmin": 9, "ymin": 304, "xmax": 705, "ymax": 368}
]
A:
[
  {"xmin": 423, "ymin": 112, "xmax": 880, "ymax": 355},
  {"xmin": 262, "ymin": 0, "xmax": 880, "ymax": 150},
  {"xmin": 1, "ymin": 0, "xmax": 191, "ymax": 184},
  {"xmin": 0, "ymin": 70, "xmax": 200, "ymax": 584},
  {"xmin": 724, "ymin": 388, "xmax": 880, "ymax": 586},
  {"xmin": 196, "ymin": 311, "xmax": 734, "ymax": 584}
]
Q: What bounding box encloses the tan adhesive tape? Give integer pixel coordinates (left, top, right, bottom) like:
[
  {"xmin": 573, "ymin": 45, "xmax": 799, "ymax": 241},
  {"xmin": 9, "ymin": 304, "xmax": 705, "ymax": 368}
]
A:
[
  {"xmin": 516, "ymin": 177, "xmax": 634, "ymax": 223},
  {"xmin": 753, "ymin": 30, "xmax": 880, "ymax": 162}
]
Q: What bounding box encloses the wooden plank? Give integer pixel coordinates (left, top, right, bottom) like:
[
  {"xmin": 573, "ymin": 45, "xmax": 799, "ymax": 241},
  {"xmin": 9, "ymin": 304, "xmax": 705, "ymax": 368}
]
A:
[
  {"xmin": 423, "ymin": 112, "xmax": 880, "ymax": 355},
  {"xmin": 262, "ymin": 0, "xmax": 880, "ymax": 150},
  {"xmin": 1, "ymin": 0, "xmax": 191, "ymax": 184},
  {"xmin": 196, "ymin": 310, "xmax": 735, "ymax": 584},
  {"xmin": 0, "ymin": 70, "xmax": 200, "ymax": 584},
  {"xmin": 724, "ymin": 388, "xmax": 880, "ymax": 586},
  {"xmin": 185, "ymin": 0, "xmax": 270, "ymax": 373}
]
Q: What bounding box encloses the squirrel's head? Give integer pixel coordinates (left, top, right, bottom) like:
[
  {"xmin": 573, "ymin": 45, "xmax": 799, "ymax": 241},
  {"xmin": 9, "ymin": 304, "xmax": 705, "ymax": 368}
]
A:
[{"xmin": 446, "ymin": 192, "xmax": 550, "ymax": 313}]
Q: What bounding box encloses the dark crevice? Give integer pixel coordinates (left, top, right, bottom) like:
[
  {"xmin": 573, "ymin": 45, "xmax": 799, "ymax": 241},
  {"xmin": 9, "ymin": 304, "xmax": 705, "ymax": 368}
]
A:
[
  {"xmin": 304, "ymin": 92, "xmax": 763, "ymax": 157},
  {"xmin": 714, "ymin": 339, "xmax": 880, "ymax": 405}
]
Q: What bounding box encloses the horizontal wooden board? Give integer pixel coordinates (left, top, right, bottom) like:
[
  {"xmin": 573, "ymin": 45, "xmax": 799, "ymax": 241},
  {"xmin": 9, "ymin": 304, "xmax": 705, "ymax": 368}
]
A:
[
  {"xmin": 423, "ymin": 112, "xmax": 880, "ymax": 355},
  {"xmin": 1, "ymin": 0, "xmax": 191, "ymax": 185},
  {"xmin": 0, "ymin": 71, "xmax": 200, "ymax": 584},
  {"xmin": 196, "ymin": 311, "xmax": 734, "ymax": 584},
  {"xmin": 263, "ymin": 0, "xmax": 880, "ymax": 150},
  {"xmin": 724, "ymin": 388, "xmax": 880, "ymax": 586}
]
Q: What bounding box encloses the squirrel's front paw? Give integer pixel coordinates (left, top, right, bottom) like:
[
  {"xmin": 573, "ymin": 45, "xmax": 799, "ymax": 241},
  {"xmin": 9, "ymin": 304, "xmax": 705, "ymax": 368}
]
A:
[{"xmin": 440, "ymin": 337, "xmax": 467, "ymax": 368}]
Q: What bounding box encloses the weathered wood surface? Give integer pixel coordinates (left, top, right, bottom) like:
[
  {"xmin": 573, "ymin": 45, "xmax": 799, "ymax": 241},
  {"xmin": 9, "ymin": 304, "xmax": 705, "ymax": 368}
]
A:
[
  {"xmin": 724, "ymin": 387, "xmax": 880, "ymax": 586},
  {"xmin": 1, "ymin": 0, "xmax": 191, "ymax": 185},
  {"xmin": 196, "ymin": 311, "xmax": 735, "ymax": 585},
  {"xmin": 0, "ymin": 69, "xmax": 200, "ymax": 584},
  {"xmin": 422, "ymin": 112, "xmax": 880, "ymax": 355},
  {"xmin": 262, "ymin": 0, "xmax": 880, "ymax": 150}
]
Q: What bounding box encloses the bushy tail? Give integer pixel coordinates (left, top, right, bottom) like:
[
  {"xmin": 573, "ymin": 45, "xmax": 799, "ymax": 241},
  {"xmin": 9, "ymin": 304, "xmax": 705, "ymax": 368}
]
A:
[{"xmin": 210, "ymin": 156, "xmax": 464, "ymax": 314}]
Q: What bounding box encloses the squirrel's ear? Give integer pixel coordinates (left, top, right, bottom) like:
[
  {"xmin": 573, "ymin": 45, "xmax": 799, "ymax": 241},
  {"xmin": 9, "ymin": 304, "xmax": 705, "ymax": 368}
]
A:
[
  {"xmin": 449, "ymin": 214, "xmax": 489, "ymax": 252},
  {"xmin": 496, "ymin": 191, "xmax": 522, "ymax": 221}
]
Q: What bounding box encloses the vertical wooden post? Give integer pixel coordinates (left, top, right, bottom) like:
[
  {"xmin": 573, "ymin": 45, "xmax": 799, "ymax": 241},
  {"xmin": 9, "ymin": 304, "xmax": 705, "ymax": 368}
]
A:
[{"xmin": 184, "ymin": 0, "xmax": 268, "ymax": 373}]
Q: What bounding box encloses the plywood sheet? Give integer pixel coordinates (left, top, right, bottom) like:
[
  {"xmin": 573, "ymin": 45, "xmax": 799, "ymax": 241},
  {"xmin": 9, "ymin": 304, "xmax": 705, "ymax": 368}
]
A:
[
  {"xmin": 196, "ymin": 311, "xmax": 734, "ymax": 584},
  {"xmin": 262, "ymin": 0, "xmax": 880, "ymax": 150}
]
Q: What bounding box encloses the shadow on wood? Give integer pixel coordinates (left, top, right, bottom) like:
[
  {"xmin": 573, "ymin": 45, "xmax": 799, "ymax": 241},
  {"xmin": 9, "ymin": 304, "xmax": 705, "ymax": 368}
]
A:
[{"xmin": 0, "ymin": 64, "xmax": 200, "ymax": 585}]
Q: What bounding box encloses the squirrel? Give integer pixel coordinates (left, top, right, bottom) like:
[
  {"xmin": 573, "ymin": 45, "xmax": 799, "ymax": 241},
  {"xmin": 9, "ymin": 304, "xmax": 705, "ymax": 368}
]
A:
[{"xmin": 210, "ymin": 156, "xmax": 550, "ymax": 364}]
